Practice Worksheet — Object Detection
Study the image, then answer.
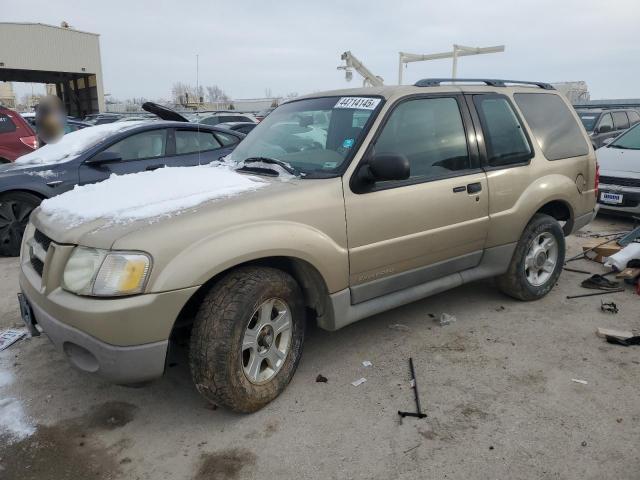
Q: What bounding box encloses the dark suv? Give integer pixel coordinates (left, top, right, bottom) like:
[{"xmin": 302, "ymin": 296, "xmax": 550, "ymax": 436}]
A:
[
  {"xmin": 576, "ymin": 107, "xmax": 640, "ymax": 149},
  {"xmin": 0, "ymin": 106, "xmax": 37, "ymax": 163}
]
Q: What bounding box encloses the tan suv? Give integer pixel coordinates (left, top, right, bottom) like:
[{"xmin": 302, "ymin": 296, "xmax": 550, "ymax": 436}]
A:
[{"xmin": 18, "ymin": 79, "xmax": 597, "ymax": 412}]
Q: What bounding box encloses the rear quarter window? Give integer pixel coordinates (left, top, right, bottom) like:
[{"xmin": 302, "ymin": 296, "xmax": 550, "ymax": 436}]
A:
[
  {"xmin": 514, "ymin": 93, "xmax": 589, "ymax": 160},
  {"xmin": 0, "ymin": 113, "xmax": 16, "ymax": 134}
]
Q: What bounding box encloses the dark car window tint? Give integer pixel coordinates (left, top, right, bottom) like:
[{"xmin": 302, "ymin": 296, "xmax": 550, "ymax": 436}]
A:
[
  {"xmin": 514, "ymin": 93, "xmax": 589, "ymax": 160},
  {"xmin": 103, "ymin": 129, "xmax": 166, "ymax": 161},
  {"xmin": 473, "ymin": 96, "xmax": 531, "ymax": 167},
  {"xmin": 236, "ymin": 125, "xmax": 255, "ymax": 134},
  {"xmin": 599, "ymin": 113, "xmax": 613, "ymax": 131},
  {"xmin": 175, "ymin": 130, "xmax": 222, "ymax": 154},
  {"xmin": 201, "ymin": 117, "xmax": 220, "ymax": 126},
  {"xmin": 629, "ymin": 111, "xmax": 640, "ymax": 125},
  {"xmin": 214, "ymin": 131, "xmax": 239, "ymax": 146},
  {"xmin": 0, "ymin": 113, "xmax": 17, "ymax": 134},
  {"xmin": 375, "ymin": 97, "xmax": 470, "ymax": 183},
  {"xmin": 611, "ymin": 124, "xmax": 640, "ymax": 150},
  {"xmin": 577, "ymin": 112, "xmax": 598, "ymax": 132},
  {"xmin": 613, "ymin": 111, "xmax": 630, "ymax": 130}
]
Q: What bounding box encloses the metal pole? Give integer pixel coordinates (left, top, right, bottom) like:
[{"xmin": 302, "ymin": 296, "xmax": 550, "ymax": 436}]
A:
[
  {"xmin": 398, "ymin": 53, "xmax": 404, "ymax": 85},
  {"xmin": 452, "ymin": 45, "xmax": 459, "ymax": 79}
]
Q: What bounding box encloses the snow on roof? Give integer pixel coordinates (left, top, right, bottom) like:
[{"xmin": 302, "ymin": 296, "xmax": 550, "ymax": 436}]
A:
[
  {"xmin": 39, "ymin": 163, "xmax": 267, "ymax": 227},
  {"xmin": 15, "ymin": 121, "xmax": 146, "ymax": 166}
]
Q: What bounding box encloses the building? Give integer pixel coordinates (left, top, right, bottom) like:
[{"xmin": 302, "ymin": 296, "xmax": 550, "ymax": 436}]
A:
[
  {"xmin": 0, "ymin": 22, "xmax": 105, "ymax": 115},
  {"xmin": 0, "ymin": 81, "xmax": 16, "ymax": 108}
]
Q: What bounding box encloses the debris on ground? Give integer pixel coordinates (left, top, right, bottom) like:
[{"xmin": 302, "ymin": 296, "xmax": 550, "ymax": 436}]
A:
[
  {"xmin": 362, "ymin": 361, "xmax": 372, "ymax": 367},
  {"xmin": 605, "ymin": 335, "xmax": 640, "ymax": 347},
  {"xmin": 495, "ymin": 306, "xmax": 505, "ymax": 312},
  {"xmin": 573, "ymin": 237, "xmax": 623, "ymax": 263},
  {"xmin": 563, "ymin": 266, "xmax": 592, "ymax": 274},
  {"xmin": 581, "ymin": 274, "xmax": 620, "ymax": 290},
  {"xmin": 0, "ymin": 329, "xmax": 27, "ymax": 352},
  {"xmin": 615, "ymin": 268, "xmax": 640, "ymax": 280},
  {"xmin": 604, "ymin": 243, "xmax": 640, "ymax": 270},
  {"xmin": 438, "ymin": 313, "xmax": 456, "ymax": 326},
  {"xmin": 388, "ymin": 323, "xmax": 410, "ymax": 331},
  {"xmin": 616, "ymin": 225, "xmax": 640, "ymax": 247},
  {"xmin": 567, "ymin": 289, "xmax": 625, "ymax": 299},
  {"xmin": 571, "ymin": 378, "xmax": 588, "ymax": 385},
  {"xmin": 398, "ymin": 358, "xmax": 427, "ymax": 419},
  {"xmin": 351, "ymin": 377, "xmax": 367, "ymax": 387},
  {"xmin": 596, "ymin": 328, "xmax": 633, "ymax": 340},
  {"xmin": 316, "ymin": 374, "xmax": 328, "ymax": 383},
  {"xmin": 600, "ymin": 301, "xmax": 619, "ymax": 314}
]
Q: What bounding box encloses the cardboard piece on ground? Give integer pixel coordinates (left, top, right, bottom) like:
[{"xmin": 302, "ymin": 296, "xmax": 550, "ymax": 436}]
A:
[
  {"xmin": 615, "ymin": 267, "xmax": 640, "ymax": 279},
  {"xmin": 0, "ymin": 329, "xmax": 27, "ymax": 351},
  {"xmin": 596, "ymin": 327, "xmax": 633, "ymax": 340},
  {"xmin": 582, "ymin": 240, "xmax": 622, "ymax": 263}
]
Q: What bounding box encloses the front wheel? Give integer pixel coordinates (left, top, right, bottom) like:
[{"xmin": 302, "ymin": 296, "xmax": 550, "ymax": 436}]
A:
[
  {"xmin": 189, "ymin": 266, "xmax": 305, "ymax": 413},
  {"xmin": 496, "ymin": 213, "xmax": 565, "ymax": 301},
  {"xmin": 0, "ymin": 192, "xmax": 41, "ymax": 257}
]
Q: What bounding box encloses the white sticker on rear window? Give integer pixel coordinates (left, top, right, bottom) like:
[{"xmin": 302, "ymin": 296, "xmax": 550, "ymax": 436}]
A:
[
  {"xmin": 334, "ymin": 97, "xmax": 381, "ymax": 110},
  {"xmin": 581, "ymin": 115, "xmax": 596, "ymax": 119}
]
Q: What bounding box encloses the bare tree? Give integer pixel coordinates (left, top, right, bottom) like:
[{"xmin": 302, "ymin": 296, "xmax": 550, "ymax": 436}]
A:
[
  {"xmin": 265, "ymin": 88, "xmax": 273, "ymax": 98},
  {"xmin": 172, "ymin": 82, "xmax": 204, "ymax": 106},
  {"xmin": 205, "ymin": 85, "xmax": 229, "ymax": 103}
]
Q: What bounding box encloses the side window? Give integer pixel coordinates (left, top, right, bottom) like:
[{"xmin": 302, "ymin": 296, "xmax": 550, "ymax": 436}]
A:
[
  {"xmin": 201, "ymin": 117, "xmax": 219, "ymax": 126},
  {"xmin": 629, "ymin": 111, "xmax": 640, "ymax": 125},
  {"xmin": 175, "ymin": 130, "xmax": 222, "ymax": 155},
  {"xmin": 599, "ymin": 113, "xmax": 614, "ymax": 131},
  {"xmin": 473, "ymin": 95, "xmax": 532, "ymax": 167},
  {"xmin": 102, "ymin": 129, "xmax": 166, "ymax": 161},
  {"xmin": 375, "ymin": 97, "xmax": 470, "ymax": 182},
  {"xmin": 613, "ymin": 111, "xmax": 630, "ymax": 130},
  {"xmin": 514, "ymin": 93, "xmax": 589, "ymax": 160},
  {"xmin": 214, "ymin": 131, "xmax": 239, "ymax": 146},
  {"xmin": 0, "ymin": 113, "xmax": 16, "ymax": 134}
]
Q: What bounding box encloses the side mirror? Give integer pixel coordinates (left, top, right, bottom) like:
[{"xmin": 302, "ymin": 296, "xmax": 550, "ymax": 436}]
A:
[
  {"xmin": 598, "ymin": 124, "xmax": 612, "ymax": 134},
  {"xmin": 603, "ymin": 137, "xmax": 615, "ymax": 146},
  {"xmin": 368, "ymin": 153, "xmax": 410, "ymax": 181},
  {"xmin": 85, "ymin": 150, "xmax": 122, "ymax": 165}
]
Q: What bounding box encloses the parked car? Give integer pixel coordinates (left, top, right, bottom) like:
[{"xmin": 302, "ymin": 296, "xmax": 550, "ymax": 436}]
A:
[
  {"xmin": 595, "ymin": 122, "xmax": 640, "ymax": 215},
  {"xmin": 216, "ymin": 121, "xmax": 257, "ymax": 135},
  {"xmin": 576, "ymin": 107, "xmax": 640, "ymax": 149},
  {"xmin": 18, "ymin": 79, "xmax": 596, "ymax": 412},
  {"xmin": 198, "ymin": 112, "xmax": 257, "ymax": 126},
  {"xmin": 0, "ymin": 121, "xmax": 242, "ymax": 256},
  {"xmin": 0, "ymin": 106, "xmax": 37, "ymax": 163},
  {"xmin": 255, "ymin": 107, "xmax": 275, "ymax": 122}
]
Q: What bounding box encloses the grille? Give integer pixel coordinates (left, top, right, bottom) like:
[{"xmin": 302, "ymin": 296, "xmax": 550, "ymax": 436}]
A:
[
  {"xmin": 599, "ymin": 176, "xmax": 640, "ymax": 188},
  {"xmin": 30, "ymin": 257, "xmax": 44, "ymax": 276},
  {"xmin": 34, "ymin": 229, "xmax": 52, "ymax": 251}
]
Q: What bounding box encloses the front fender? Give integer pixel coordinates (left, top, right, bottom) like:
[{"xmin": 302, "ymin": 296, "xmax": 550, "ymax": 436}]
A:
[{"xmin": 148, "ymin": 220, "xmax": 349, "ymax": 293}]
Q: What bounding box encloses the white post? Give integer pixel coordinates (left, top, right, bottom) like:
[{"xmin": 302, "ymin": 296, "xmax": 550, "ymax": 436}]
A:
[
  {"xmin": 398, "ymin": 53, "xmax": 404, "ymax": 85},
  {"xmin": 452, "ymin": 45, "xmax": 459, "ymax": 79}
]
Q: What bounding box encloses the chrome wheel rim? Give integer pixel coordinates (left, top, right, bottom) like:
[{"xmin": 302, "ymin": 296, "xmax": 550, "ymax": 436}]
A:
[
  {"xmin": 524, "ymin": 232, "xmax": 558, "ymax": 287},
  {"xmin": 242, "ymin": 298, "xmax": 292, "ymax": 384}
]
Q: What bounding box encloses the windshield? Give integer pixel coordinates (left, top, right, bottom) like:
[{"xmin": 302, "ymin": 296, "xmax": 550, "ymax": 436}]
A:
[
  {"xmin": 577, "ymin": 112, "xmax": 599, "ymax": 132},
  {"xmin": 610, "ymin": 123, "xmax": 640, "ymax": 150},
  {"xmin": 229, "ymin": 96, "xmax": 382, "ymax": 176}
]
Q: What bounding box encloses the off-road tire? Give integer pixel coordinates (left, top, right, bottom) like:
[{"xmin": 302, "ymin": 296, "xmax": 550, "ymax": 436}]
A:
[
  {"xmin": 189, "ymin": 266, "xmax": 305, "ymax": 413},
  {"xmin": 0, "ymin": 191, "xmax": 42, "ymax": 257},
  {"xmin": 496, "ymin": 213, "xmax": 565, "ymax": 301}
]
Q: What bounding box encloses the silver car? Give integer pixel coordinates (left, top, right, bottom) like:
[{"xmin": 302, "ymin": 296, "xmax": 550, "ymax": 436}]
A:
[{"xmin": 596, "ymin": 122, "xmax": 640, "ymax": 215}]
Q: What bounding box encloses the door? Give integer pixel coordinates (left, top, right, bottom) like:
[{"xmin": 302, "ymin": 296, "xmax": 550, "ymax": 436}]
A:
[
  {"xmin": 343, "ymin": 95, "xmax": 489, "ymax": 303},
  {"xmin": 165, "ymin": 128, "xmax": 237, "ymax": 167},
  {"xmin": 594, "ymin": 113, "xmax": 615, "ymax": 148},
  {"xmin": 78, "ymin": 128, "xmax": 169, "ymax": 184}
]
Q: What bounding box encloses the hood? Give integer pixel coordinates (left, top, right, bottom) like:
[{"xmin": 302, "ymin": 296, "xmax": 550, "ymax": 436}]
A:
[
  {"xmin": 0, "ymin": 160, "xmax": 67, "ymax": 182},
  {"xmin": 31, "ymin": 164, "xmax": 302, "ymax": 248},
  {"xmin": 596, "ymin": 146, "xmax": 640, "ymax": 175}
]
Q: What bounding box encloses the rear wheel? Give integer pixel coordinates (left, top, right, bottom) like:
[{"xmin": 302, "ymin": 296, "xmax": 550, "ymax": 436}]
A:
[
  {"xmin": 0, "ymin": 192, "xmax": 41, "ymax": 257},
  {"xmin": 189, "ymin": 266, "xmax": 305, "ymax": 413},
  {"xmin": 496, "ymin": 213, "xmax": 565, "ymax": 301}
]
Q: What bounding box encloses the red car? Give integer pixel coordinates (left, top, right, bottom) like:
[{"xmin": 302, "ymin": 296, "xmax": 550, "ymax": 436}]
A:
[{"xmin": 0, "ymin": 106, "xmax": 37, "ymax": 163}]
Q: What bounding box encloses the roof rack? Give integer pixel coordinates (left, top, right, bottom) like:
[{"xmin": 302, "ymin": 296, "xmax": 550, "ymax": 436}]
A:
[{"xmin": 414, "ymin": 78, "xmax": 555, "ymax": 90}]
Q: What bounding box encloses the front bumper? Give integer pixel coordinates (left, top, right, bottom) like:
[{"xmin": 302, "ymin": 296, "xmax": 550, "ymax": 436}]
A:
[{"xmin": 597, "ymin": 186, "xmax": 640, "ymax": 215}]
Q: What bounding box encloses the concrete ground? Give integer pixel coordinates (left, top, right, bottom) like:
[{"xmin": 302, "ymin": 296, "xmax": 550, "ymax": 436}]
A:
[{"xmin": 1, "ymin": 216, "xmax": 639, "ymax": 480}]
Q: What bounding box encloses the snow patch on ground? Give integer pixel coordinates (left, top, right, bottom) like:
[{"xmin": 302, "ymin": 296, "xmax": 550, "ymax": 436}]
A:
[
  {"xmin": 40, "ymin": 163, "xmax": 268, "ymax": 227},
  {"xmin": 0, "ymin": 368, "xmax": 35, "ymax": 442},
  {"xmin": 15, "ymin": 122, "xmax": 145, "ymax": 166}
]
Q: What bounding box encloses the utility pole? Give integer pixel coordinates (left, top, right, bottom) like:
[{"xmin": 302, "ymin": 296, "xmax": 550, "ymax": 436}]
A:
[
  {"xmin": 398, "ymin": 44, "xmax": 505, "ymax": 84},
  {"xmin": 337, "ymin": 51, "xmax": 384, "ymax": 87}
]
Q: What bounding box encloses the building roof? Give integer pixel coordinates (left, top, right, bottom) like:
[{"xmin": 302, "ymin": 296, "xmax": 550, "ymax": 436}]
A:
[{"xmin": 0, "ymin": 22, "xmax": 99, "ymax": 36}]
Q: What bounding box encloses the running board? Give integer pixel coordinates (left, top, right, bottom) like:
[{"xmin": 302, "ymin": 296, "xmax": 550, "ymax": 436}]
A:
[{"xmin": 318, "ymin": 243, "xmax": 516, "ymax": 331}]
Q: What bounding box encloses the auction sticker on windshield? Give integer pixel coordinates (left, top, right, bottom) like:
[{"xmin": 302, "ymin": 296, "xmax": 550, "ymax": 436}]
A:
[{"xmin": 334, "ymin": 97, "xmax": 381, "ymax": 110}]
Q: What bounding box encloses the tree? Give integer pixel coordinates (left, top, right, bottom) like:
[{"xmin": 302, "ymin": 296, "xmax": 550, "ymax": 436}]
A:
[
  {"xmin": 172, "ymin": 82, "xmax": 204, "ymax": 106},
  {"xmin": 205, "ymin": 85, "xmax": 229, "ymax": 103}
]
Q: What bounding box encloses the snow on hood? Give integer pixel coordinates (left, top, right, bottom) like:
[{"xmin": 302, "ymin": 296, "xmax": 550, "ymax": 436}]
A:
[
  {"xmin": 39, "ymin": 163, "xmax": 268, "ymax": 227},
  {"xmin": 596, "ymin": 145, "xmax": 640, "ymax": 174},
  {"xmin": 14, "ymin": 121, "xmax": 146, "ymax": 166}
]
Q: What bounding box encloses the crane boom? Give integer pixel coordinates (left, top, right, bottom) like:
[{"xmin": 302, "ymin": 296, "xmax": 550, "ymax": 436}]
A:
[{"xmin": 338, "ymin": 51, "xmax": 384, "ymax": 87}]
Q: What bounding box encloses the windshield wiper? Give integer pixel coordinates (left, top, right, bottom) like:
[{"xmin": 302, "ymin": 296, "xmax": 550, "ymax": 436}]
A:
[
  {"xmin": 242, "ymin": 157, "xmax": 300, "ymax": 176},
  {"xmin": 609, "ymin": 144, "xmax": 632, "ymax": 149}
]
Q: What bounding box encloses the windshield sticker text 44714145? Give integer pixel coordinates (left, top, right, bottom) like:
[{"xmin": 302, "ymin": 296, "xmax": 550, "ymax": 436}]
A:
[{"xmin": 334, "ymin": 97, "xmax": 381, "ymax": 110}]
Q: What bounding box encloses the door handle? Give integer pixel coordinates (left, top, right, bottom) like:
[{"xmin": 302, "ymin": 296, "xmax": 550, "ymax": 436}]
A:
[
  {"xmin": 452, "ymin": 186, "xmax": 467, "ymax": 193},
  {"xmin": 467, "ymin": 182, "xmax": 482, "ymax": 194}
]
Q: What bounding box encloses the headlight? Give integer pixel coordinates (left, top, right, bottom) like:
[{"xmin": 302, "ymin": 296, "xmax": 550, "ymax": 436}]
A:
[{"xmin": 62, "ymin": 247, "xmax": 152, "ymax": 296}]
